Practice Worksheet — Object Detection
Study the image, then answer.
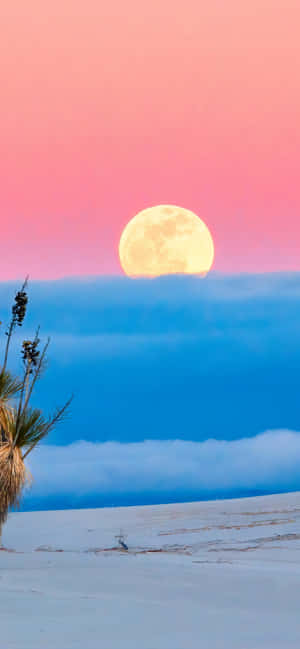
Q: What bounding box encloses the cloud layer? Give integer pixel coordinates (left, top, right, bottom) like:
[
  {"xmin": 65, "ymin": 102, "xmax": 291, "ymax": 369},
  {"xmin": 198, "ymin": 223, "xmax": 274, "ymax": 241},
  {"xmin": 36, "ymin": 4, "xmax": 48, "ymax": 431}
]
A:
[
  {"xmin": 0, "ymin": 274, "xmax": 298, "ymax": 508},
  {"xmin": 1, "ymin": 273, "xmax": 300, "ymax": 448},
  {"xmin": 23, "ymin": 429, "xmax": 300, "ymax": 510}
]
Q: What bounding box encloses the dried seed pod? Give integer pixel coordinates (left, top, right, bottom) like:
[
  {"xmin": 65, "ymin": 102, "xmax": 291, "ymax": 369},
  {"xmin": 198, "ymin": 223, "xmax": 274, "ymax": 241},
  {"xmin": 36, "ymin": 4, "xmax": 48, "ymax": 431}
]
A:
[{"xmin": 12, "ymin": 290, "xmax": 28, "ymax": 327}]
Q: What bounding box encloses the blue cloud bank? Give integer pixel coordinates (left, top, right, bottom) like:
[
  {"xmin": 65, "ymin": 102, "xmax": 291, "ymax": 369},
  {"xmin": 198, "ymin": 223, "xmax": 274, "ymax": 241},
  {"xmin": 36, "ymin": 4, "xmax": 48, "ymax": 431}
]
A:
[
  {"xmin": 1, "ymin": 272, "xmax": 299, "ymax": 509},
  {"xmin": 23, "ymin": 431, "xmax": 300, "ymax": 510}
]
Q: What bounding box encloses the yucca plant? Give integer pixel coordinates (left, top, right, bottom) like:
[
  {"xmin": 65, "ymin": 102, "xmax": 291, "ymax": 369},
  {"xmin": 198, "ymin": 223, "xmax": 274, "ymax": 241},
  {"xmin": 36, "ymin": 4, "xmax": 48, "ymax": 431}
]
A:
[
  {"xmin": 0, "ymin": 280, "xmax": 71, "ymax": 544},
  {"xmin": 0, "ymin": 371, "xmax": 21, "ymax": 437}
]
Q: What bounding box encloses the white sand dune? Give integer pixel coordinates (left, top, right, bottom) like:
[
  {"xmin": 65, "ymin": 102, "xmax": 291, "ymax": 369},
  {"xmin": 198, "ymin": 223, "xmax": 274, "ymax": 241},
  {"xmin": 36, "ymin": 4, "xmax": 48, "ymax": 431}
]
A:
[{"xmin": 1, "ymin": 491, "xmax": 300, "ymax": 648}]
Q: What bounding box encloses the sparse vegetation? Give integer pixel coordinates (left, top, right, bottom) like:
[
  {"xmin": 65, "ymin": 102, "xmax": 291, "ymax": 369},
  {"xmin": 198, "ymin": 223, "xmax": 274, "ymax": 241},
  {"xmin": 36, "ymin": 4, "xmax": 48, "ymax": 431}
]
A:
[{"xmin": 0, "ymin": 280, "xmax": 71, "ymax": 543}]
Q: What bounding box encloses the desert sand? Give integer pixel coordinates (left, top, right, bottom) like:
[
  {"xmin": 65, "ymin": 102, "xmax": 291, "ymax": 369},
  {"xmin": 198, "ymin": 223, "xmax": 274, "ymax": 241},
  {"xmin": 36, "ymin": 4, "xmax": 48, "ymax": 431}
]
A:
[{"xmin": 1, "ymin": 491, "xmax": 300, "ymax": 649}]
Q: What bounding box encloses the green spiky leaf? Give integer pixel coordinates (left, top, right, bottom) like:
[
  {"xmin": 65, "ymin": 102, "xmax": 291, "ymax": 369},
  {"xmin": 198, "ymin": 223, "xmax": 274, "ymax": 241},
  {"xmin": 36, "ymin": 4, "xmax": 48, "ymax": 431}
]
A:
[
  {"xmin": 0, "ymin": 370, "xmax": 21, "ymax": 403},
  {"xmin": 8, "ymin": 407, "xmax": 49, "ymax": 449}
]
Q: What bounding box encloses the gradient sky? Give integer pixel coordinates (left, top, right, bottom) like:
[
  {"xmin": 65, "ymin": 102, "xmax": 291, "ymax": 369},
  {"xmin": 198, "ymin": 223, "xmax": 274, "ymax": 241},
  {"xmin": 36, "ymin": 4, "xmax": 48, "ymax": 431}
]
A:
[{"xmin": 1, "ymin": 1, "xmax": 300, "ymax": 278}]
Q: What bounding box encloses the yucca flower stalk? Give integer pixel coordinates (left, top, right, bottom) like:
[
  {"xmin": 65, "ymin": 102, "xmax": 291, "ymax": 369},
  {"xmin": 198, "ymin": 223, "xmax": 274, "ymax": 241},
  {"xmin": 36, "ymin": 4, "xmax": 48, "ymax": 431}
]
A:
[
  {"xmin": 2, "ymin": 277, "xmax": 29, "ymax": 374},
  {"xmin": 0, "ymin": 278, "xmax": 29, "ymax": 437}
]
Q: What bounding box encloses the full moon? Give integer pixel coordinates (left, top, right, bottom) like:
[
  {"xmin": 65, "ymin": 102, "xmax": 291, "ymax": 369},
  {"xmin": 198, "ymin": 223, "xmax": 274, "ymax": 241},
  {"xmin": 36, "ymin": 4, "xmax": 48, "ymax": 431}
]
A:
[{"xmin": 119, "ymin": 205, "xmax": 214, "ymax": 278}]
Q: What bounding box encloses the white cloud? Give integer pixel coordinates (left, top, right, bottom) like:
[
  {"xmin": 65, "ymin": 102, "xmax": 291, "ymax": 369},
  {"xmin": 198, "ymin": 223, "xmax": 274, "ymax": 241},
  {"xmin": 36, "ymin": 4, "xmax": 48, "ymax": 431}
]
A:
[{"xmin": 24, "ymin": 429, "xmax": 300, "ymax": 508}]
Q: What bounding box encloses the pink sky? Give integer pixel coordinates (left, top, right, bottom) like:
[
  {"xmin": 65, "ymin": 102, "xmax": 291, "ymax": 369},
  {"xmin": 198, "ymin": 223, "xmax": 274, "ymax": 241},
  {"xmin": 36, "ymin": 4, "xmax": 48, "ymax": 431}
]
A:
[{"xmin": 1, "ymin": 1, "xmax": 299, "ymax": 278}]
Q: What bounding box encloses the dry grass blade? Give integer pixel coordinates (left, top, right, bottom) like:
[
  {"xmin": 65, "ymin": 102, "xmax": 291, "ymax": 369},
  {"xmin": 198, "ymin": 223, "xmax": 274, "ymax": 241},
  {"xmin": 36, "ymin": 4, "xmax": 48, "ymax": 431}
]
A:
[
  {"xmin": 0, "ymin": 444, "xmax": 31, "ymax": 515},
  {"xmin": 0, "ymin": 409, "xmax": 13, "ymax": 442}
]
